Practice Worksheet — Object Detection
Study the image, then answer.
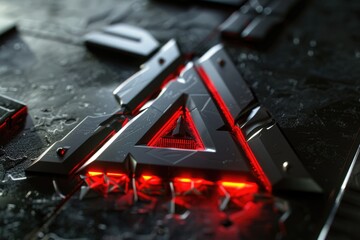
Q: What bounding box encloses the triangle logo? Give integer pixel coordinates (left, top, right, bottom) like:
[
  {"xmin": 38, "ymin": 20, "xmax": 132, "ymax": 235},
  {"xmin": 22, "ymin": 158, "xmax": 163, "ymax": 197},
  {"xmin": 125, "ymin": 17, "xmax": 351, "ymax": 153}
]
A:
[{"xmin": 147, "ymin": 106, "xmax": 205, "ymax": 151}]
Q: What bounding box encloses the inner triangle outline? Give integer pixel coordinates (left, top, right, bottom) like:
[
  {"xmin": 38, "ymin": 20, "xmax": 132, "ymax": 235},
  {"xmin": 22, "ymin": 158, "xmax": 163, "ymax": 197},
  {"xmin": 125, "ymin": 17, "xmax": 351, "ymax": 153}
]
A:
[{"xmin": 147, "ymin": 106, "xmax": 205, "ymax": 151}]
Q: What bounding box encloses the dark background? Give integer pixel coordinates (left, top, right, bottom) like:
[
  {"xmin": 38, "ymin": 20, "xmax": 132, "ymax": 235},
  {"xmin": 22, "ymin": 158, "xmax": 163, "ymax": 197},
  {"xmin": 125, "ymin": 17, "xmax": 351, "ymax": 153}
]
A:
[{"xmin": 0, "ymin": 0, "xmax": 359, "ymax": 239}]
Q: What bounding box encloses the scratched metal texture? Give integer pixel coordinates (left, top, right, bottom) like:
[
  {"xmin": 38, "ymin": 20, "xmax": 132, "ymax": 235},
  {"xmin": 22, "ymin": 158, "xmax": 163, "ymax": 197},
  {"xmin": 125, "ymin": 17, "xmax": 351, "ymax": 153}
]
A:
[{"xmin": 0, "ymin": 0, "xmax": 359, "ymax": 239}]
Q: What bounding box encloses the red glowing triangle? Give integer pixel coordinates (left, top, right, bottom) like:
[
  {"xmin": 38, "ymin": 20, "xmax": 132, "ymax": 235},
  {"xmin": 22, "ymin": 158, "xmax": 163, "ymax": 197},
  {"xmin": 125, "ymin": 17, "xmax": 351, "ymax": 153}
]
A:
[{"xmin": 147, "ymin": 107, "xmax": 205, "ymax": 150}]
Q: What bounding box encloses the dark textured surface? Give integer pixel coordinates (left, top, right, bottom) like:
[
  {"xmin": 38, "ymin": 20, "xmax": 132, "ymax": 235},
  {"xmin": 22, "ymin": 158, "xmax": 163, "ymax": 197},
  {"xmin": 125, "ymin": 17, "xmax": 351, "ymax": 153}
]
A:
[{"xmin": 0, "ymin": 0, "xmax": 359, "ymax": 239}]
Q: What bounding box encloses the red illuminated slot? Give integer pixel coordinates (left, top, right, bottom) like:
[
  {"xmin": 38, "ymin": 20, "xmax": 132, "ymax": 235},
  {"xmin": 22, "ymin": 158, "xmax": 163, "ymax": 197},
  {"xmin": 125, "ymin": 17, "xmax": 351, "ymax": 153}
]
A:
[
  {"xmin": 87, "ymin": 171, "xmax": 127, "ymax": 178},
  {"xmin": 219, "ymin": 181, "xmax": 258, "ymax": 197},
  {"xmin": 141, "ymin": 175, "xmax": 162, "ymax": 185},
  {"xmin": 148, "ymin": 107, "xmax": 205, "ymax": 151},
  {"xmin": 88, "ymin": 171, "xmax": 103, "ymax": 176},
  {"xmin": 173, "ymin": 177, "xmax": 213, "ymax": 195},
  {"xmin": 137, "ymin": 175, "xmax": 164, "ymax": 196},
  {"xmin": 196, "ymin": 66, "xmax": 271, "ymax": 192},
  {"xmin": 85, "ymin": 171, "xmax": 129, "ymax": 195}
]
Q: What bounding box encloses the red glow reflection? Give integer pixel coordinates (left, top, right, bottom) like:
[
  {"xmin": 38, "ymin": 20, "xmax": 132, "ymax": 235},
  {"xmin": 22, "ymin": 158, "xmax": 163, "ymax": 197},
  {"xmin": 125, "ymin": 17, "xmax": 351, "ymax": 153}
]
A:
[
  {"xmin": 173, "ymin": 177, "xmax": 213, "ymax": 195},
  {"xmin": 85, "ymin": 171, "xmax": 129, "ymax": 195},
  {"xmin": 219, "ymin": 181, "xmax": 258, "ymax": 197},
  {"xmin": 196, "ymin": 66, "xmax": 271, "ymax": 192},
  {"xmin": 138, "ymin": 175, "xmax": 164, "ymax": 196},
  {"xmin": 147, "ymin": 107, "xmax": 205, "ymax": 151}
]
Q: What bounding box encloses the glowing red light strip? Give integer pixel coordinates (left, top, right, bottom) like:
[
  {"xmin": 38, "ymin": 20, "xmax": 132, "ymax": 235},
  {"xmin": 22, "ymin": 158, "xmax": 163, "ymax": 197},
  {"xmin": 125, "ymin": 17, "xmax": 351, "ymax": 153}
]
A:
[
  {"xmin": 221, "ymin": 181, "xmax": 247, "ymax": 188},
  {"xmin": 0, "ymin": 121, "xmax": 6, "ymax": 130},
  {"xmin": 140, "ymin": 175, "xmax": 163, "ymax": 187},
  {"xmin": 88, "ymin": 172, "xmax": 258, "ymax": 198},
  {"xmin": 88, "ymin": 171, "xmax": 103, "ymax": 176},
  {"xmin": 0, "ymin": 106, "xmax": 27, "ymax": 131},
  {"xmin": 174, "ymin": 177, "xmax": 213, "ymax": 185},
  {"xmin": 184, "ymin": 108, "xmax": 205, "ymax": 150},
  {"xmin": 88, "ymin": 171, "xmax": 126, "ymax": 177},
  {"xmin": 196, "ymin": 66, "xmax": 272, "ymax": 192},
  {"xmin": 107, "ymin": 172, "xmax": 126, "ymax": 177},
  {"xmin": 71, "ymin": 129, "xmax": 117, "ymax": 175},
  {"xmin": 219, "ymin": 181, "xmax": 258, "ymax": 190},
  {"xmin": 142, "ymin": 175, "xmax": 153, "ymax": 181},
  {"xmin": 11, "ymin": 106, "xmax": 27, "ymax": 120},
  {"xmin": 175, "ymin": 177, "xmax": 193, "ymax": 183},
  {"xmin": 147, "ymin": 107, "xmax": 182, "ymax": 147}
]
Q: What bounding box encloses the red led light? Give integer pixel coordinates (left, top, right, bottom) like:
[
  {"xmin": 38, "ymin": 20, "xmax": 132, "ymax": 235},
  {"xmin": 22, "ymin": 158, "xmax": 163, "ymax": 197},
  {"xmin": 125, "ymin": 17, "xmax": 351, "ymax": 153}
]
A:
[
  {"xmin": 174, "ymin": 177, "xmax": 211, "ymax": 184},
  {"xmin": 87, "ymin": 171, "xmax": 127, "ymax": 177},
  {"xmin": 85, "ymin": 171, "xmax": 129, "ymax": 195},
  {"xmin": 137, "ymin": 175, "xmax": 164, "ymax": 196},
  {"xmin": 175, "ymin": 177, "xmax": 193, "ymax": 183},
  {"xmin": 85, "ymin": 172, "xmax": 259, "ymax": 202},
  {"xmin": 221, "ymin": 181, "xmax": 248, "ymax": 188},
  {"xmin": 173, "ymin": 177, "xmax": 213, "ymax": 195},
  {"xmin": 0, "ymin": 106, "xmax": 27, "ymax": 137},
  {"xmin": 147, "ymin": 107, "xmax": 205, "ymax": 151},
  {"xmin": 142, "ymin": 175, "xmax": 153, "ymax": 181},
  {"xmin": 88, "ymin": 171, "xmax": 103, "ymax": 176},
  {"xmin": 141, "ymin": 175, "xmax": 162, "ymax": 185},
  {"xmin": 219, "ymin": 181, "xmax": 258, "ymax": 196},
  {"xmin": 107, "ymin": 172, "xmax": 126, "ymax": 177},
  {"xmin": 220, "ymin": 181, "xmax": 258, "ymax": 192},
  {"xmin": 196, "ymin": 66, "xmax": 271, "ymax": 192},
  {"xmin": 11, "ymin": 106, "xmax": 27, "ymax": 121},
  {"xmin": 121, "ymin": 118, "xmax": 129, "ymax": 127}
]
